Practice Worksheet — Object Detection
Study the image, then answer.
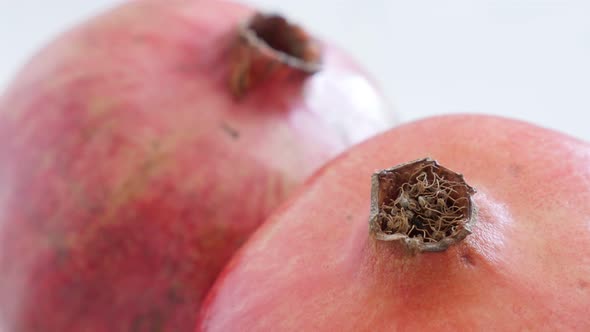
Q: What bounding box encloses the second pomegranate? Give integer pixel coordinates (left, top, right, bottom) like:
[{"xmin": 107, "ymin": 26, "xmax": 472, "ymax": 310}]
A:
[{"xmin": 0, "ymin": 0, "xmax": 395, "ymax": 331}]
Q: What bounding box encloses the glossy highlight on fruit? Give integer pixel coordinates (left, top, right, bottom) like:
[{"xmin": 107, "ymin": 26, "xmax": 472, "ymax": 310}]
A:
[
  {"xmin": 0, "ymin": 0, "xmax": 394, "ymax": 331},
  {"xmin": 198, "ymin": 115, "xmax": 590, "ymax": 331}
]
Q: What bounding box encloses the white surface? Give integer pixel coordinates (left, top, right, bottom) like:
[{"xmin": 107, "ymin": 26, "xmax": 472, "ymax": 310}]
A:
[{"xmin": 1, "ymin": 0, "xmax": 588, "ymax": 141}]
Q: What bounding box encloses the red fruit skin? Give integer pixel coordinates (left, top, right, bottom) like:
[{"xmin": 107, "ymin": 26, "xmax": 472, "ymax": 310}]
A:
[
  {"xmin": 0, "ymin": 1, "xmax": 393, "ymax": 331},
  {"xmin": 197, "ymin": 115, "xmax": 590, "ymax": 332}
]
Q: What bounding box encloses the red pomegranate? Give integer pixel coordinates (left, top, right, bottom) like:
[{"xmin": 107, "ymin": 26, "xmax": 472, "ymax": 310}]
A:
[
  {"xmin": 197, "ymin": 115, "xmax": 590, "ymax": 331},
  {"xmin": 0, "ymin": 0, "xmax": 394, "ymax": 331}
]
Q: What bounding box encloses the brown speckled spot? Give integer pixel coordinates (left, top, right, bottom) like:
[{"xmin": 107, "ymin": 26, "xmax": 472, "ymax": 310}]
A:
[
  {"xmin": 508, "ymin": 163, "xmax": 522, "ymax": 177},
  {"xmin": 460, "ymin": 252, "xmax": 476, "ymax": 267},
  {"xmin": 131, "ymin": 310, "xmax": 164, "ymax": 332},
  {"xmin": 167, "ymin": 283, "xmax": 186, "ymax": 304},
  {"xmin": 220, "ymin": 122, "xmax": 240, "ymax": 140}
]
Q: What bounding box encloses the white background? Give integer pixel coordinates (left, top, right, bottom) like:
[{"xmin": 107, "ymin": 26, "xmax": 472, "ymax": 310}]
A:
[{"xmin": 1, "ymin": 0, "xmax": 588, "ymax": 141}]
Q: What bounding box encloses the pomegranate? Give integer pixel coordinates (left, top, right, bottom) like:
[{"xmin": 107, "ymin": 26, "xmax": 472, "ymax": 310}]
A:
[
  {"xmin": 0, "ymin": 0, "xmax": 394, "ymax": 331},
  {"xmin": 198, "ymin": 115, "xmax": 590, "ymax": 331}
]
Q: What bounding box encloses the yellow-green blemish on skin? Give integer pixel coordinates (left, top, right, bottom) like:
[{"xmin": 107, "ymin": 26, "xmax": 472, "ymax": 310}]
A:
[
  {"xmin": 100, "ymin": 145, "xmax": 171, "ymax": 224},
  {"xmin": 88, "ymin": 98, "xmax": 119, "ymax": 117}
]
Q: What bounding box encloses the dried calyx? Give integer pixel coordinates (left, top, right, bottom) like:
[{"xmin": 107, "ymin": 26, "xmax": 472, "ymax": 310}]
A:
[
  {"xmin": 230, "ymin": 13, "xmax": 322, "ymax": 97},
  {"xmin": 369, "ymin": 158, "xmax": 477, "ymax": 252}
]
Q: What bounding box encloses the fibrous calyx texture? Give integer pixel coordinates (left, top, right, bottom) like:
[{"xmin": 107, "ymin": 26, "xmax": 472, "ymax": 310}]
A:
[{"xmin": 370, "ymin": 158, "xmax": 476, "ymax": 252}]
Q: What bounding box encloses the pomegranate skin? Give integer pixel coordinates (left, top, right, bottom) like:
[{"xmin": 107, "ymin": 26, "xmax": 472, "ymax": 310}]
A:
[
  {"xmin": 0, "ymin": 1, "xmax": 393, "ymax": 331},
  {"xmin": 197, "ymin": 115, "xmax": 590, "ymax": 331}
]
